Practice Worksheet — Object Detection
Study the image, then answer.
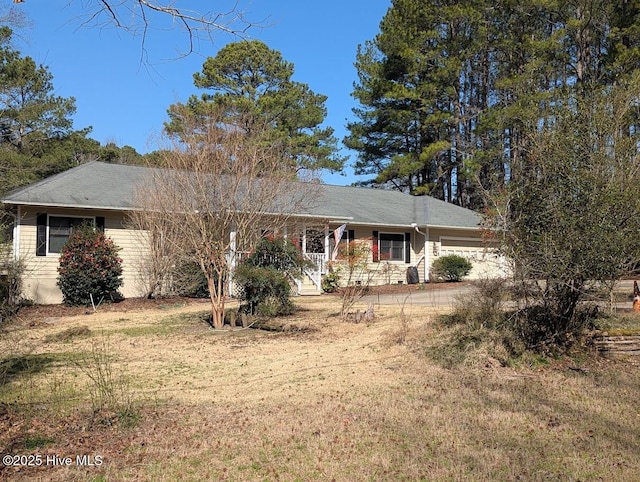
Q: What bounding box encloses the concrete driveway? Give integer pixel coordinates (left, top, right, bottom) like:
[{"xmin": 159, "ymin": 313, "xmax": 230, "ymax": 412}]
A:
[
  {"xmin": 362, "ymin": 283, "xmax": 475, "ymax": 308},
  {"xmin": 361, "ymin": 279, "xmax": 637, "ymax": 310}
]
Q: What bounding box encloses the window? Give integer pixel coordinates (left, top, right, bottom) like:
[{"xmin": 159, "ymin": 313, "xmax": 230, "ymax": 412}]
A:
[
  {"xmin": 374, "ymin": 231, "xmax": 411, "ymax": 263},
  {"xmin": 379, "ymin": 233, "xmax": 405, "ymax": 261},
  {"xmin": 329, "ymin": 228, "xmax": 354, "ymax": 258},
  {"xmin": 36, "ymin": 214, "xmax": 103, "ymax": 256},
  {"xmin": 48, "ymin": 217, "xmax": 93, "ymax": 253},
  {"xmin": 306, "ymin": 229, "xmax": 325, "ymax": 254}
]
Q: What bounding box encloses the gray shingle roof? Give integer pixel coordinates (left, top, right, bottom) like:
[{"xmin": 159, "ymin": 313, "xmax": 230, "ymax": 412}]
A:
[{"xmin": 2, "ymin": 161, "xmax": 481, "ymax": 230}]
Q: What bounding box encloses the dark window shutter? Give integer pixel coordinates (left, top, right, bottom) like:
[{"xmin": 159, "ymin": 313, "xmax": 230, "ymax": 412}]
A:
[
  {"xmin": 405, "ymin": 232, "xmax": 411, "ymax": 263},
  {"xmin": 95, "ymin": 216, "xmax": 105, "ymax": 232},
  {"xmin": 348, "ymin": 229, "xmax": 355, "ymax": 241},
  {"xmin": 372, "ymin": 230, "xmax": 379, "ymax": 262},
  {"xmin": 36, "ymin": 213, "xmax": 47, "ymax": 256}
]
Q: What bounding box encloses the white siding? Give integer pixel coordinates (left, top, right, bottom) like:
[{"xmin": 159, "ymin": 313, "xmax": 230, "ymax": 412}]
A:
[
  {"xmin": 15, "ymin": 206, "xmax": 498, "ymax": 303},
  {"xmin": 328, "ymin": 226, "xmax": 419, "ymax": 286},
  {"xmin": 432, "ymin": 228, "xmax": 506, "ymax": 279}
]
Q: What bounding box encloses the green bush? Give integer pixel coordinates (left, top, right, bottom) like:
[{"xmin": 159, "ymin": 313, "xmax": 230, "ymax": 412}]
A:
[
  {"xmin": 234, "ymin": 236, "xmax": 305, "ymax": 316},
  {"xmin": 431, "ymin": 254, "xmax": 472, "ymax": 282},
  {"xmin": 171, "ymin": 259, "xmax": 212, "ymax": 299},
  {"xmin": 57, "ymin": 225, "xmax": 123, "ymax": 306},
  {"xmin": 234, "ymin": 264, "xmax": 293, "ymax": 315},
  {"xmin": 242, "ymin": 236, "xmax": 307, "ymax": 272},
  {"xmin": 321, "ymin": 268, "xmax": 341, "ymax": 293}
]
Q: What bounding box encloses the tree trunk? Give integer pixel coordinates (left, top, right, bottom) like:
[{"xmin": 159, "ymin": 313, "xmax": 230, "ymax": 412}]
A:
[{"xmin": 207, "ymin": 275, "xmax": 225, "ymax": 329}]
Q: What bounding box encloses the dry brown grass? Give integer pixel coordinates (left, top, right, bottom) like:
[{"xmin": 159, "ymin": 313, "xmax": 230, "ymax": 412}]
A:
[{"xmin": 1, "ymin": 296, "xmax": 639, "ymax": 481}]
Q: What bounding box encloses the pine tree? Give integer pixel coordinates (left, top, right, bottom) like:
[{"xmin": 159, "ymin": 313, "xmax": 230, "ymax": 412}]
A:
[
  {"xmin": 165, "ymin": 40, "xmax": 345, "ymax": 174},
  {"xmin": 346, "ymin": 0, "xmax": 640, "ymax": 209}
]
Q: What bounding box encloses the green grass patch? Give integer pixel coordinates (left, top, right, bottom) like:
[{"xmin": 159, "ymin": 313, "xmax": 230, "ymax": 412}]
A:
[
  {"xmin": 0, "ymin": 353, "xmax": 57, "ymax": 386},
  {"xmin": 106, "ymin": 311, "xmax": 207, "ymax": 337},
  {"xmin": 23, "ymin": 434, "xmax": 56, "ymax": 449},
  {"xmin": 158, "ymin": 302, "xmax": 188, "ymax": 310},
  {"xmin": 594, "ymin": 311, "xmax": 640, "ymax": 334},
  {"xmin": 0, "ymin": 351, "xmax": 86, "ymax": 415},
  {"xmin": 0, "ymin": 351, "xmax": 83, "ymax": 387},
  {"xmin": 109, "ymin": 324, "xmax": 181, "ymax": 337}
]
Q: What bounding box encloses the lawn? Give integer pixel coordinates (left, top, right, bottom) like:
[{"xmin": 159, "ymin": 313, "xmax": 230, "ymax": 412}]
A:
[{"xmin": 1, "ymin": 294, "xmax": 639, "ymax": 481}]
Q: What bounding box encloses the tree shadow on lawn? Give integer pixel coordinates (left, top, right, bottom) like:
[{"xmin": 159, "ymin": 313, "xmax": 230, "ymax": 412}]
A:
[{"xmin": 0, "ymin": 353, "xmax": 58, "ymax": 388}]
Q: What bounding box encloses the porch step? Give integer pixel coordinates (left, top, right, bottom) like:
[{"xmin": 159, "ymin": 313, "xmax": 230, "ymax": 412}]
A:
[
  {"xmin": 298, "ymin": 286, "xmax": 322, "ymax": 296},
  {"xmin": 299, "ymin": 272, "xmax": 321, "ymax": 293}
]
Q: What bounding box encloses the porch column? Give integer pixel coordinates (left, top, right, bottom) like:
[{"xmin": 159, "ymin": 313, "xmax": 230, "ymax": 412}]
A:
[
  {"xmin": 425, "ymin": 227, "xmax": 430, "ymax": 282},
  {"xmin": 324, "ymin": 223, "xmax": 330, "ymax": 263},
  {"xmin": 12, "ymin": 206, "xmax": 21, "ymax": 259},
  {"xmin": 302, "ymin": 222, "xmax": 307, "ymax": 255}
]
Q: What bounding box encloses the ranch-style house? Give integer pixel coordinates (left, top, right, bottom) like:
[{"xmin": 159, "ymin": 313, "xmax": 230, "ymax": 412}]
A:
[{"xmin": 1, "ymin": 162, "xmax": 505, "ymax": 304}]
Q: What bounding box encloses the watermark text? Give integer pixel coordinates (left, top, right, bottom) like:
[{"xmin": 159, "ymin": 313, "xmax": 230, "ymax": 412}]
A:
[{"xmin": 2, "ymin": 454, "xmax": 103, "ymax": 467}]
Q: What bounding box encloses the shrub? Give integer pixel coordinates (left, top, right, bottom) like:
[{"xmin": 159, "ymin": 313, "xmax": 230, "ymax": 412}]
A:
[
  {"xmin": 243, "ymin": 236, "xmax": 307, "ymax": 272},
  {"xmin": 171, "ymin": 258, "xmax": 211, "ymax": 298},
  {"xmin": 431, "ymin": 254, "xmax": 472, "ymax": 282},
  {"xmin": 321, "ymin": 267, "xmax": 341, "ymax": 293},
  {"xmin": 429, "ymin": 278, "xmax": 526, "ymax": 368},
  {"xmin": 336, "ymin": 240, "xmax": 374, "ymax": 317},
  {"xmin": 0, "ymin": 258, "xmax": 25, "ymax": 323},
  {"xmin": 57, "ymin": 225, "xmax": 123, "ymax": 306},
  {"xmin": 234, "ymin": 237, "xmax": 306, "ymax": 316},
  {"xmin": 234, "ymin": 265, "xmax": 293, "ymax": 315}
]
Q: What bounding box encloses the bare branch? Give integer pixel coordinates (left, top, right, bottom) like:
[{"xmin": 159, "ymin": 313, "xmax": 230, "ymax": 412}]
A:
[
  {"xmin": 19, "ymin": 1, "xmax": 262, "ymax": 58},
  {"xmin": 130, "ymin": 105, "xmax": 318, "ymax": 328}
]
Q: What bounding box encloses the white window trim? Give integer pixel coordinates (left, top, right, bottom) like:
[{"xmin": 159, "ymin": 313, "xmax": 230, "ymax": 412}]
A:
[{"xmin": 378, "ymin": 231, "xmax": 407, "ymax": 263}]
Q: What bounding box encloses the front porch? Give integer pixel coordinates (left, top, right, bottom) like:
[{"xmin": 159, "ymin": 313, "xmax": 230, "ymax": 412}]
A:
[{"xmin": 229, "ymin": 225, "xmax": 337, "ymax": 297}]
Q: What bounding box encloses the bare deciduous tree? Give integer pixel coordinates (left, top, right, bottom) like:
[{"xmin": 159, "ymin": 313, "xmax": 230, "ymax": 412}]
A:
[
  {"xmin": 131, "ymin": 105, "xmax": 315, "ymax": 329},
  {"xmin": 336, "ymin": 240, "xmax": 377, "ymax": 318},
  {"xmin": 14, "ymin": 1, "xmax": 259, "ymax": 56},
  {"xmin": 126, "ymin": 206, "xmax": 184, "ymax": 299}
]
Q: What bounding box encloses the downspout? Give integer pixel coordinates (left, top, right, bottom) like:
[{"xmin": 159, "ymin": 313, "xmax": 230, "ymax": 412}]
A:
[{"xmin": 411, "ymin": 223, "xmax": 429, "ymax": 283}]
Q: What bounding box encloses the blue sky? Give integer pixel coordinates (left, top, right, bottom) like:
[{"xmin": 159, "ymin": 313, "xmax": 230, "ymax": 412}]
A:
[{"xmin": 13, "ymin": 1, "xmax": 391, "ymax": 185}]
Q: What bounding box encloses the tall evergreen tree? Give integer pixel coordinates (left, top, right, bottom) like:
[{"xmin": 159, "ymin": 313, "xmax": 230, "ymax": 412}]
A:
[
  {"xmin": 346, "ymin": 0, "xmax": 640, "ymax": 209},
  {"xmin": 0, "ymin": 26, "xmax": 75, "ymax": 153},
  {"xmin": 607, "ymin": 0, "xmax": 640, "ymax": 81},
  {"xmin": 346, "ymin": 0, "xmax": 496, "ymax": 206},
  {"xmin": 166, "ymin": 40, "xmax": 345, "ymax": 174}
]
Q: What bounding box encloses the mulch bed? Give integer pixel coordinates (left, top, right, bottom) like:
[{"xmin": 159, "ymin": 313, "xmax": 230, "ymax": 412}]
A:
[
  {"xmin": 12, "ymin": 282, "xmax": 470, "ymax": 323},
  {"xmin": 14, "ymin": 296, "xmax": 208, "ymax": 322}
]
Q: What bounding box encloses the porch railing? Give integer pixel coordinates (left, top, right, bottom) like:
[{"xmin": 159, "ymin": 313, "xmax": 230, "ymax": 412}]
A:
[
  {"xmin": 303, "ymin": 253, "xmax": 326, "ymax": 291},
  {"xmin": 229, "ymin": 251, "xmax": 326, "ymax": 295}
]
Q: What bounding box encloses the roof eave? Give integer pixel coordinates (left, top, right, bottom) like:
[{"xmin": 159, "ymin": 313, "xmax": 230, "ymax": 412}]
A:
[
  {"xmin": 1, "ymin": 202, "xmax": 482, "ymax": 231},
  {"xmin": 427, "ymin": 223, "xmax": 482, "ymax": 231},
  {"xmin": 0, "ymin": 200, "xmax": 138, "ymax": 212}
]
